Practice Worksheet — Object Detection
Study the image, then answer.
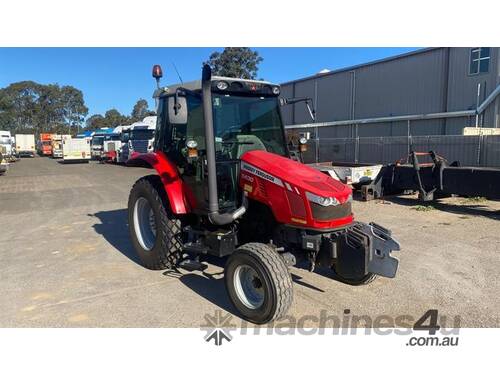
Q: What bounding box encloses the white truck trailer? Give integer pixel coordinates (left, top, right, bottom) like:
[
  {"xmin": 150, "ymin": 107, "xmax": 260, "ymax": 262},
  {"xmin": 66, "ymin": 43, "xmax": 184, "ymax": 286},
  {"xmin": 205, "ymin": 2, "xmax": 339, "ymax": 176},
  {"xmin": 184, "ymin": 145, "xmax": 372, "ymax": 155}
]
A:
[
  {"xmin": 15, "ymin": 134, "xmax": 36, "ymax": 157},
  {"xmin": 62, "ymin": 137, "xmax": 91, "ymax": 163}
]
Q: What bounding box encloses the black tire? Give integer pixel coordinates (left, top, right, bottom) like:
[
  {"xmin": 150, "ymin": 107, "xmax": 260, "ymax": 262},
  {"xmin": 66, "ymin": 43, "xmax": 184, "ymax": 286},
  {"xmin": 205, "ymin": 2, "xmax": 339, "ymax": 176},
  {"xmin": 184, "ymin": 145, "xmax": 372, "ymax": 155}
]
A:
[
  {"xmin": 128, "ymin": 175, "xmax": 183, "ymax": 270},
  {"xmin": 332, "ymin": 269, "xmax": 377, "ymax": 286},
  {"xmin": 225, "ymin": 243, "xmax": 293, "ymax": 324}
]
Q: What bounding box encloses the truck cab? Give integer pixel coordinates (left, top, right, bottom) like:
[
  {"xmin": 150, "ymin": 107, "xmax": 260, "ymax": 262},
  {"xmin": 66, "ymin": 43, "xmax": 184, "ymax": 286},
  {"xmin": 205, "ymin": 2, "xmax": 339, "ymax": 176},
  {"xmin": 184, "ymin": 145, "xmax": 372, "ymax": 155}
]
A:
[
  {"xmin": 103, "ymin": 128, "xmax": 124, "ymax": 162},
  {"xmin": 91, "ymin": 128, "xmax": 113, "ymax": 160},
  {"xmin": 0, "ymin": 131, "xmax": 14, "ymax": 159},
  {"xmin": 39, "ymin": 133, "xmax": 53, "ymax": 156},
  {"xmin": 51, "ymin": 134, "xmax": 63, "ymax": 158},
  {"xmin": 128, "ymin": 119, "xmax": 156, "ymax": 159},
  {"xmin": 117, "ymin": 125, "xmax": 132, "ymax": 163}
]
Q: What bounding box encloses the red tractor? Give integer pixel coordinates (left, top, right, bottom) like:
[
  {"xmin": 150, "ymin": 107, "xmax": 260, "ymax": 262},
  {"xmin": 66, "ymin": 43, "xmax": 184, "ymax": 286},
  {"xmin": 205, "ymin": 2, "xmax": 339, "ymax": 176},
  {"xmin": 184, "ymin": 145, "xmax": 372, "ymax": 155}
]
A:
[{"xmin": 127, "ymin": 65, "xmax": 400, "ymax": 324}]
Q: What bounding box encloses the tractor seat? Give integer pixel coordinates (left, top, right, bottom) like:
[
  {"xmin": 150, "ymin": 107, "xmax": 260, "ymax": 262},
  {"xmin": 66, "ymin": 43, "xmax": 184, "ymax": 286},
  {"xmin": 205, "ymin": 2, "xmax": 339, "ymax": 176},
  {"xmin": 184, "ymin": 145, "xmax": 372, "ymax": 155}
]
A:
[{"xmin": 231, "ymin": 134, "xmax": 267, "ymax": 159}]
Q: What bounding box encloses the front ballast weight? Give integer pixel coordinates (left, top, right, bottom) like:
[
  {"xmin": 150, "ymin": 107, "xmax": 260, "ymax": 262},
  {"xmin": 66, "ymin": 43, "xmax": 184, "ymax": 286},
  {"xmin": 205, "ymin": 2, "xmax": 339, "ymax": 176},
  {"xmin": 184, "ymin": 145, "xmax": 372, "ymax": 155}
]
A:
[{"xmin": 303, "ymin": 222, "xmax": 400, "ymax": 284}]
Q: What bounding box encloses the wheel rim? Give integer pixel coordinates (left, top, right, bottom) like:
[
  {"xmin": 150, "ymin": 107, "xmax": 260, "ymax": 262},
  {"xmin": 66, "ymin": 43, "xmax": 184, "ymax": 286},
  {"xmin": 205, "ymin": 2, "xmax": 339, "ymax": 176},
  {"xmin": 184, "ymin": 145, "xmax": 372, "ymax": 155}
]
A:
[
  {"xmin": 133, "ymin": 197, "xmax": 157, "ymax": 251},
  {"xmin": 233, "ymin": 265, "xmax": 265, "ymax": 309}
]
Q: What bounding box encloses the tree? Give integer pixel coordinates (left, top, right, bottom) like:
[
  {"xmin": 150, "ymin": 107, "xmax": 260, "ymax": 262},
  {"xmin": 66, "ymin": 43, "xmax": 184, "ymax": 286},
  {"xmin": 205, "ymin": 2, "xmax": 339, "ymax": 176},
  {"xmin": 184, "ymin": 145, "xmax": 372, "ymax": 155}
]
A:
[
  {"xmin": 204, "ymin": 47, "xmax": 263, "ymax": 79},
  {"xmin": 104, "ymin": 109, "xmax": 128, "ymax": 127},
  {"xmin": 0, "ymin": 81, "xmax": 88, "ymax": 135},
  {"xmin": 60, "ymin": 85, "xmax": 88, "ymax": 133},
  {"xmin": 131, "ymin": 99, "xmax": 150, "ymax": 122},
  {"xmin": 85, "ymin": 114, "xmax": 106, "ymax": 130}
]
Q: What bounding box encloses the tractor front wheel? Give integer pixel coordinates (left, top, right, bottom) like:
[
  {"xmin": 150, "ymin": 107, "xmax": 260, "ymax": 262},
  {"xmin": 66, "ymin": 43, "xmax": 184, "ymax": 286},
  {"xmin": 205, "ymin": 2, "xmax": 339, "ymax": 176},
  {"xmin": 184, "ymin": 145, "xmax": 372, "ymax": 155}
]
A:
[
  {"xmin": 225, "ymin": 243, "xmax": 293, "ymax": 324},
  {"xmin": 128, "ymin": 175, "xmax": 183, "ymax": 270}
]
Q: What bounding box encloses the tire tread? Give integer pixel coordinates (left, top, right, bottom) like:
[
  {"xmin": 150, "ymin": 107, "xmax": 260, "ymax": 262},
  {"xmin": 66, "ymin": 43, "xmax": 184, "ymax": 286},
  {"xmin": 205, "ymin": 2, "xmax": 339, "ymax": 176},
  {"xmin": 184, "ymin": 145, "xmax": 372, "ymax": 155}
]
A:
[{"xmin": 234, "ymin": 243, "xmax": 293, "ymax": 322}]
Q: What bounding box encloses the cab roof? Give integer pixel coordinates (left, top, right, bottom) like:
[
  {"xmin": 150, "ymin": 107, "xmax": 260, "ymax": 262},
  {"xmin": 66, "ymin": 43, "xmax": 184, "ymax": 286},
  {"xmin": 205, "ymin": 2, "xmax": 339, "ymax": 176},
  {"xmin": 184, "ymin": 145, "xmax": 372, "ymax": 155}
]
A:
[{"xmin": 153, "ymin": 76, "xmax": 277, "ymax": 99}]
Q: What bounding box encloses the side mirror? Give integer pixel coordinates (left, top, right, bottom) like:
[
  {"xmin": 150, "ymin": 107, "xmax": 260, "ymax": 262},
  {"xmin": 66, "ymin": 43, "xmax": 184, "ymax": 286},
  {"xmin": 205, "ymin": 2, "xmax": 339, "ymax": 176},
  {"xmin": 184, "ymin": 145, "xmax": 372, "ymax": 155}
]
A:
[
  {"xmin": 279, "ymin": 97, "xmax": 316, "ymax": 122},
  {"xmin": 167, "ymin": 96, "xmax": 187, "ymax": 124}
]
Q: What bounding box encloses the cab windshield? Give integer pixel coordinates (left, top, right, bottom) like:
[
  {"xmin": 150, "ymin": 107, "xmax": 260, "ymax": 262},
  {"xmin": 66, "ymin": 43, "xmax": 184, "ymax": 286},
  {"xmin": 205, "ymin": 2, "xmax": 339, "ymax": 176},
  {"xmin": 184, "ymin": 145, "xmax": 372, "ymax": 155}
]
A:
[
  {"xmin": 92, "ymin": 136, "xmax": 104, "ymax": 146},
  {"xmin": 0, "ymin": 136, "xmax": 10, "ymax": 145},
  {"xmin": 131, "ymin": 129, "xmax": 154, "ymax": 140},
  {"xmin": 212, "ymin": 94, "xmax": 287, "ymax": 157}
]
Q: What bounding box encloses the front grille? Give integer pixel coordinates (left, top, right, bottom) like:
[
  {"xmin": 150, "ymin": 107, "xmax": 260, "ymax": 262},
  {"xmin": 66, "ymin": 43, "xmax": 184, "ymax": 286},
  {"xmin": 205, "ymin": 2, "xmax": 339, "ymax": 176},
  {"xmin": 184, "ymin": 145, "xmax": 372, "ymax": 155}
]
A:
[
  {"xmin": 311, "ymin": 201, "xmax": 352, "ymax": 221},
  {"xmin": 131, "ymin": 140, "xmax": 149, "ymax": 154}
]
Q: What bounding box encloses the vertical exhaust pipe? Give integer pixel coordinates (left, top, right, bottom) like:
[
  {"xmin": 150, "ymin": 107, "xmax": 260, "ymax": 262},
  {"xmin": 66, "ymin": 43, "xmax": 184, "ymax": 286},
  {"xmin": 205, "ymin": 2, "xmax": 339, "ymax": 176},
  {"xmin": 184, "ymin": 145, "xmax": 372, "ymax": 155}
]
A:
[{"xmin": 201, "ymin": 65, "xmax": 247, "ymax": 225}]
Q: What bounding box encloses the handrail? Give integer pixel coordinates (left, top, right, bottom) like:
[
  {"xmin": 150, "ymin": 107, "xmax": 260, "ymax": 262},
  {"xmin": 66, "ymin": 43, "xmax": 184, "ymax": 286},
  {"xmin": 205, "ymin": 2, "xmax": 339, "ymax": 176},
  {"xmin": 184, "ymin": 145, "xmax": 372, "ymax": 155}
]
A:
[{"xmin": 286, "ymin": 84, "xmax": 500, "ymax": 130}]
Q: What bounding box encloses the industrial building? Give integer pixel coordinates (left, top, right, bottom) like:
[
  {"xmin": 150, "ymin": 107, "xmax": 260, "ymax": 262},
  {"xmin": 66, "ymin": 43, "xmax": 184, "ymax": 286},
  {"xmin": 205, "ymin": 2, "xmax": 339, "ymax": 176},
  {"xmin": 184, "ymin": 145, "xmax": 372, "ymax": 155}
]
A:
[
  {"xmin": 281, "ymin": 47, "xmax": 499, "ymax": 136},
  {"xmin": 281, "ymin": 47, "xmax": 500, "ymax": 167}
]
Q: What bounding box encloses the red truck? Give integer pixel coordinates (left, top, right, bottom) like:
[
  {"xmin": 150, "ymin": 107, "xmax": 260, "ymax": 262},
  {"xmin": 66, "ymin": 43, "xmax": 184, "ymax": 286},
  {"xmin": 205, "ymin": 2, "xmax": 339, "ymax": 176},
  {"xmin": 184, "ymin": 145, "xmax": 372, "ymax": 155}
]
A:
[{"xmin": 38, "ymin": 133, "xmax": 53, "ymax": 156}]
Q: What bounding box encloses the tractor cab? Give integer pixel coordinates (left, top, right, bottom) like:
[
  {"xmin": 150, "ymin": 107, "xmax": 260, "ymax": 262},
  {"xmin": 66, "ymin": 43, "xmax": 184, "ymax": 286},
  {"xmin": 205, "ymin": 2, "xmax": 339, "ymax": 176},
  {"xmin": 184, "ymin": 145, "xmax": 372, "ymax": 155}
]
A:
[{"xmin": 154, "ymin": 70, "xmax": 287, "ymax": 216}]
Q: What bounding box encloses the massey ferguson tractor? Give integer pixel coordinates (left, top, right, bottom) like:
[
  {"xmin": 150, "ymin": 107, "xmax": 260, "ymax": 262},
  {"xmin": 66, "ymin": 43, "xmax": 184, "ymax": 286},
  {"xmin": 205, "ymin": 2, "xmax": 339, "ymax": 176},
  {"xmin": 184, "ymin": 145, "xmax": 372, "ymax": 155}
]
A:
[{"xmin": 127, "ymin": 64, "xmax": 401, "ymax": 324}]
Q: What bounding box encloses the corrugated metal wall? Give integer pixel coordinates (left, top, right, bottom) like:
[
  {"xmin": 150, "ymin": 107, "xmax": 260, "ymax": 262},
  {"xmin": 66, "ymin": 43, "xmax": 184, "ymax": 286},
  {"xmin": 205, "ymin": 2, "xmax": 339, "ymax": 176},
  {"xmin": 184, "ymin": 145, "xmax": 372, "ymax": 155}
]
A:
[{"xmin": 281, "ymin": 47, "xmax": 500, "ymax": 135}]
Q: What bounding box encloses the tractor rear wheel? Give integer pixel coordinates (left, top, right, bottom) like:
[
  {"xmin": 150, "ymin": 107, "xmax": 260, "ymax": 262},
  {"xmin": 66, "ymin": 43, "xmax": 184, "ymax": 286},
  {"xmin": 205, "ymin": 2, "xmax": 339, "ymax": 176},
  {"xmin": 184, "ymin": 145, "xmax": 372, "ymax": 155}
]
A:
[
  {"xmin": 128, "ymin": 175, "xmax": 183, "ymax": 270},
  {"xmin": 225, "ymin": 243, "xmax": 293, "ymax": 324}
]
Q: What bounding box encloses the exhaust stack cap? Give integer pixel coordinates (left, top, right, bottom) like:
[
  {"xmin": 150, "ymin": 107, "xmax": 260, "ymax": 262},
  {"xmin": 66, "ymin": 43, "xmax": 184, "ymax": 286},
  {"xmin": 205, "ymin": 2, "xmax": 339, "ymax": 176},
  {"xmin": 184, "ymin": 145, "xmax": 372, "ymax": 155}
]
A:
[{"xmin": 202, "ymin": 64, "xmax": 212, "ymax": 82}]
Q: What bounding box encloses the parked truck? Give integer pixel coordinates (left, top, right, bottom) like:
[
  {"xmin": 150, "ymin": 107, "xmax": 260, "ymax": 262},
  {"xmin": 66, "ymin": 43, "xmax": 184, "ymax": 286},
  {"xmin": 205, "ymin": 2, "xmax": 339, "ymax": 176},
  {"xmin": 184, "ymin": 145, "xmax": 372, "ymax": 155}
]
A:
[
  {"xmin": 102, "ymin": 126, "xmax": 126, "ymax": 163},
  {"xmin": 118, "ymin": 125, "xmax": 132, "ymax": 163},
  {"xmin": 0, "ymin": 130, "xmax": 18, "ymax": 162},
  {"xmin": 91, "ymin": 128, "xmax": 113, "ymax": 160},
  {"xmin": 51, "ymin": 134, "xmax": 64, "ymax": 158},
  {"xmin": 62, "ymin": 136, "xmax": 91, "ymax": 163},
  {"xmin": 0, "ymin": 145, "xmax": 9, "ymax": 175},
  {"xmin": 128, "ymin": 119, "xmax": 155, "ymax": 160},
  {"xmin": 38, "ymin": 133, "xmax": 53, "ymax": 156},
  {"xmin": 14, "ymin": 134, "xmax": 36, "ymax": 157}
]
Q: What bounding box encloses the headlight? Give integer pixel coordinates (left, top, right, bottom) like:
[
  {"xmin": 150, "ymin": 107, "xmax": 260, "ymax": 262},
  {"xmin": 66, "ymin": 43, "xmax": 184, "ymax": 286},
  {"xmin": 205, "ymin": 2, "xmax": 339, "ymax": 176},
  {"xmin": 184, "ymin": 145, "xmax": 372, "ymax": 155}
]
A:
[
  {"xmin": 216, "ymin": 81, "xmax": 228, "ymax": 90},
  {"xmin": 306, "ymin": 191, "xmax": 339, "ymax": 206}
]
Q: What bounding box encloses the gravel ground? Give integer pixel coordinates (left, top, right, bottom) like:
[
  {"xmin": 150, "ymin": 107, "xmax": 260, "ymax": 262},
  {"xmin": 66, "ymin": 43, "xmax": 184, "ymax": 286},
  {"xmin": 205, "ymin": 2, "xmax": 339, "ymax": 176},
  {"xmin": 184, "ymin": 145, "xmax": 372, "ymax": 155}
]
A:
[{"xmin": 0, "ymin": 156, "xmax": 499, "ymax": 328}]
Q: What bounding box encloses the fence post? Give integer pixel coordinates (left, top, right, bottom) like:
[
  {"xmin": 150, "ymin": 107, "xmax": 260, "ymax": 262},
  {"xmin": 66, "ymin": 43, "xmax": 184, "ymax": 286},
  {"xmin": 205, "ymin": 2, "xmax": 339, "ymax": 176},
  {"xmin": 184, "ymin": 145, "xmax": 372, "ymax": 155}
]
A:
[
  {"xmin": 355, "ymin": 136, "xmax": 359, "ymax": 164},
  {"xmin": 315, "ymin": 126, "xmax": 319, "ymax": 163},
  {"xmin": 407, "ymin": 120, "xmax": 411, "ymax": 156},
  {"xmin": 476, "ymin": 132, "xmax": 483, "ymax": 166}
]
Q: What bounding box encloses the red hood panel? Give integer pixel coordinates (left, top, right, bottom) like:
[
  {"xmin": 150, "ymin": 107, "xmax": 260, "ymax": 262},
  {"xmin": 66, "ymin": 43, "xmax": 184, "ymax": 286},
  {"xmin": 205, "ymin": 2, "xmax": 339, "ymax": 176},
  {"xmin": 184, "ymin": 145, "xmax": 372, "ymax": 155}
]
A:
[{"xmin": 241, "ymin": 150, "xmax": 351, "ymax": 200}]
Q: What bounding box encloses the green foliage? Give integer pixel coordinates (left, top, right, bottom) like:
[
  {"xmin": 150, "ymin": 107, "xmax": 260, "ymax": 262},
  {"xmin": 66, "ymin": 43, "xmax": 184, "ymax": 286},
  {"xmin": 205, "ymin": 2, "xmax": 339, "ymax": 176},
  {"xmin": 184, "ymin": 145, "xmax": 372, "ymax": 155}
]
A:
[
  {"xmin": 0, "ymin": 81, "xmax": 88, "ymax": 135},
  {"xmin": 204, "ymin": 47, "xmax": 263, "ymax": 79},
  {"xmin": 461, "ymin": 196, "xmax": 487, "ymax": 204},
  {"xmin": 1, "ymin": 80, "xmax": 152, "ymax": 136},
  {"xmin": 411, "ymin": 205, "xmax": 435, "ymax": 212},
  {"xmin": 131, "ymin": 99, "xmax": 153, "ymax": 122}
]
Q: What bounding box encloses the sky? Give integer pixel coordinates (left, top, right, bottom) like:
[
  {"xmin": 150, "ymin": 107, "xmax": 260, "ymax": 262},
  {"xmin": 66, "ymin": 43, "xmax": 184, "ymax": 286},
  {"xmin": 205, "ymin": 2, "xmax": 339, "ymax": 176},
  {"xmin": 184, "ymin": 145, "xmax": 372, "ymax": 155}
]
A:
[{"xmin": 0, "ymin": 47, "xmax": 419, "ymax": 119}]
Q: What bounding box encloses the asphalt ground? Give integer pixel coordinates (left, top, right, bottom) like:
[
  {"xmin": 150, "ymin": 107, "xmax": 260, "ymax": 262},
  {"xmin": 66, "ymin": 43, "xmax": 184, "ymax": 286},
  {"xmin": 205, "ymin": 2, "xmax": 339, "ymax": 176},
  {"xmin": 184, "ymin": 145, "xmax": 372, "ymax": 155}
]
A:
[{"xmin": 0, "ymin": 156, "xmax": 499, "ymax": 328}]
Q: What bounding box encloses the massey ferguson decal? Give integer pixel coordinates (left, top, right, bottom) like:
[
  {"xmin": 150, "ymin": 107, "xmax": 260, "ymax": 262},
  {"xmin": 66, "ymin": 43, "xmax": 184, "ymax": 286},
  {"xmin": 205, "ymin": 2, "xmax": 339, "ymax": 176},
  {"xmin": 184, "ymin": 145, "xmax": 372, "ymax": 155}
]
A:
[{"xmin": 241, "ymin": 161, "xmax": 284, "ymax": 187}]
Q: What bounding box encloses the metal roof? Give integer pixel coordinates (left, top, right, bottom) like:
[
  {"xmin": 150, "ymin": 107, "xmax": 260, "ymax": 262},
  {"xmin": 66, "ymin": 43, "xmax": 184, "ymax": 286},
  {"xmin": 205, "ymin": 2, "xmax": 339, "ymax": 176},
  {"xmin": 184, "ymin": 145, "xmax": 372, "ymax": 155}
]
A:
[{"xmin": 280, "ymin": 48, "xmax": 439, "ymax": 86}]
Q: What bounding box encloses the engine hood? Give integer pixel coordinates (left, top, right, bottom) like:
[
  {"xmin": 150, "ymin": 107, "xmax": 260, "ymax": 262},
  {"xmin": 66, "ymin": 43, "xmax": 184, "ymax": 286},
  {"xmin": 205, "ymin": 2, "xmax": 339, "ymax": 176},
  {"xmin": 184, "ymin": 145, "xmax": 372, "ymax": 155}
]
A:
[{"xmin": 241, "ymin": 150, "xmax": 351, "ymax": 201}]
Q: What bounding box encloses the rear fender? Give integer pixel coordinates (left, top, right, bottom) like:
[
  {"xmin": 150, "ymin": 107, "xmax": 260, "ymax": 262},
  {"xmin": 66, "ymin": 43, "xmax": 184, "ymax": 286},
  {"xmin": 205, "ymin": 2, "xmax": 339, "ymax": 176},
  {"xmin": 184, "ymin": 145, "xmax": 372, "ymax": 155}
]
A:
[{"xmin": 127, "ymin": 151, "xmax": 192, "ymax": 214}]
